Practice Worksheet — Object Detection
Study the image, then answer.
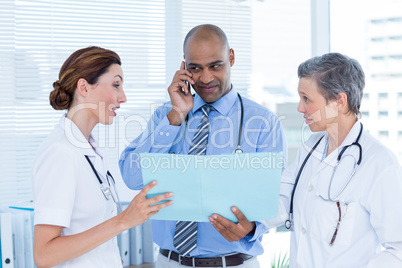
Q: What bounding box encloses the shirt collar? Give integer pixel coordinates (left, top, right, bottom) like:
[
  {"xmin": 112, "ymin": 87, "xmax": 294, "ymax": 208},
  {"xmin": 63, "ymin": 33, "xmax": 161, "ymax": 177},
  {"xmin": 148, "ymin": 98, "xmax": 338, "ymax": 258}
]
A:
[
  {"xmin": 59, "ymin": 115, "xmax": 101, "ymax": 157},
  {"xmin": 192, "ymin": 84, "xmax": 237, "ymax": 116}
]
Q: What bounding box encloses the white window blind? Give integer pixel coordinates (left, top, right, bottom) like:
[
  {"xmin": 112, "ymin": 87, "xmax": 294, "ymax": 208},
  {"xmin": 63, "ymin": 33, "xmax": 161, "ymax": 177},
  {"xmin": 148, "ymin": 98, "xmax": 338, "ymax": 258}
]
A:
[{"xmin": 0, "ymin": 0, "xmax": 255, "ymax": 206}]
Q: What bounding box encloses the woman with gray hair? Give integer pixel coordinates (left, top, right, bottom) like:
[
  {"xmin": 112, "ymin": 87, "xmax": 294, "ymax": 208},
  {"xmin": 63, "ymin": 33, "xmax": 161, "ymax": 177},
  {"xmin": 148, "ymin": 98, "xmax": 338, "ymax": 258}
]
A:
[{"xmin": 263, "ymin": 53, "xmax": 402, "ymax": 267}]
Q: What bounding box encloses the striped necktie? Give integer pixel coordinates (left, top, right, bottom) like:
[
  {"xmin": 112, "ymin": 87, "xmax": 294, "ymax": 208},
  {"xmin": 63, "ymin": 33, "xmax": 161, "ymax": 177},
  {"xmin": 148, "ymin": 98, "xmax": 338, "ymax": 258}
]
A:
[{"xmin": 173, "ymin": 105, "xmax": 213, "ymax": 256}]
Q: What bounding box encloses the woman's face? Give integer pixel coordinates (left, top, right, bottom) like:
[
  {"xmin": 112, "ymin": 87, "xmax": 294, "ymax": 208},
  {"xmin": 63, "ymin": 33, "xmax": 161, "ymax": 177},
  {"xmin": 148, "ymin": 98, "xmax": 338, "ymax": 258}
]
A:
[
  {"xmin": 297, "ymin": 77, "xmax": 339, "ymax": 132},
  {"xmin": 88, "ymin": 63, "xmax": 127, "ymax": 125}
]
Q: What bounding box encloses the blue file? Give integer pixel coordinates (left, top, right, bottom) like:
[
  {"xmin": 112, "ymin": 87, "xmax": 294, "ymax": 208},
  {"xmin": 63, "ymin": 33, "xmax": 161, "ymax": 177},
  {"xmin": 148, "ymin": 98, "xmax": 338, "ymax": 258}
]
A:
[{"xmin": 141, "ymin": 152, "xmax": 283, "ymax": 222}]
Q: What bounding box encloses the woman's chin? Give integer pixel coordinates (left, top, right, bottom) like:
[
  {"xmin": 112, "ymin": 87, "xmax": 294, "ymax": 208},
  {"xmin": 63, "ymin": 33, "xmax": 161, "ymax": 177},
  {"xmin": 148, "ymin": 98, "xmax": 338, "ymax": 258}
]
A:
[{"xmin": 308, "ymin": 122, "xmax": 322, "ymax": 132}]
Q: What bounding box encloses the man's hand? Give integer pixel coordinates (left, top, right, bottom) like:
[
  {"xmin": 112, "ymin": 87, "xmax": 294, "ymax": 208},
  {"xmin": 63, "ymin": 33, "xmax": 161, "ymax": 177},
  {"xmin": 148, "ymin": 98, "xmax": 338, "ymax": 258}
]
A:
[
  {"xmin": 167, "ymin": 61, "xmax": 195, "ymax": 126},
  {"xmin": 209, "ymin": 206, "xmax": 256, "ymax": 242}
]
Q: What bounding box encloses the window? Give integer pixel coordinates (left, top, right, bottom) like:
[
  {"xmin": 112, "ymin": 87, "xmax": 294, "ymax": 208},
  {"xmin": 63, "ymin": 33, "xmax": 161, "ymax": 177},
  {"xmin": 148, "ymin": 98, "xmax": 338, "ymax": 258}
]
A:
[
  {"xmin": 331, "ymin": 0, "xmax": 402, "ymax": 164},
  {"xmin": 389, "ymin": 17, "xmax": 402, "ymax": 22},
  {"xmin": 1, "ymin": 0, "xmax": 173, "ymax": 206},
  {"xmin": 390, "ymin": 55, "xmax": 402, "ymax": 59},
  {"xmin": 398, "ymin": 131, "xmax": 402, "ymax": 141},
  {"xmin": 378, "ymin": 130, "xmax": 389, "ymax": 140},
  {"xmin": 1, "ymin": 0, "xmax": 313, "ymax": 206},
  {"xmin": 378, "ymin": 111, "xmax": 389, "ymax": 118},
  {"xmin": 371, "ymin": 37, "xmax": 385, "ymax": 42},
  {"xmin": 2, "ymin": 1, "xmax": 315, "ymax": 264},
  {"xmin": 363, "ymin": 93, "xmax": 370, "ymax": 100},
  {"xmin": 371, "ymin": 19, "xmax": 386, "ymax": 24},
  {"xmin": 377, "ymin": 93, "xmax": 389, "ymax": 112},
  {"xmin": 378, "ymin": 93, "xmax": 388, "ymax": 106},
  {"xmin": 398, "ymin": 93, "xmax": 402, "ymax": 109},
  {"xmin": 0, "ymin": 0, "xmax": 261, "ymax": 207}
]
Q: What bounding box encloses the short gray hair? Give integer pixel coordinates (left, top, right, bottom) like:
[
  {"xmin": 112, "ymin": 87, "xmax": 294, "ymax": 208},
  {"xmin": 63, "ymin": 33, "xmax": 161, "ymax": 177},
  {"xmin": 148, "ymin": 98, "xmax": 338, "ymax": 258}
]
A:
[{"xmin": 297, "ymin": 52, "xmax": 365, "ymax": 116}]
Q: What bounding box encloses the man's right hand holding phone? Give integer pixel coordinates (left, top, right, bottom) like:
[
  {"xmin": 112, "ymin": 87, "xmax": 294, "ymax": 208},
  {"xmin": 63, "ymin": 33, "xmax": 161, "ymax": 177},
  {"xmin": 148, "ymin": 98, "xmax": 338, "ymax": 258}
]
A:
[{"xmin": 167, "ymin": 61, "xmax": 195, "ymax": 126}]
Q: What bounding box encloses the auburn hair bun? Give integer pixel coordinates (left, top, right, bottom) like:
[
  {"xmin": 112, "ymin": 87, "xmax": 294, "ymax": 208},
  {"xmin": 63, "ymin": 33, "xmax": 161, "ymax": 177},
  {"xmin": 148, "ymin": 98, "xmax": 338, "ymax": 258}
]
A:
[{"xmin": 49, "ymin": 80, "xmax": 70, "ymax": 110}]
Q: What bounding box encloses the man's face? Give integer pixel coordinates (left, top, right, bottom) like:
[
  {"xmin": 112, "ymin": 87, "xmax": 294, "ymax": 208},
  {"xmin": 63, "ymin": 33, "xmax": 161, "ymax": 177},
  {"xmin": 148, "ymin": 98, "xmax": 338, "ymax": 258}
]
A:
[{"xmin": 184, "ymin": 35, "xmax": 235, "ymax": 104}]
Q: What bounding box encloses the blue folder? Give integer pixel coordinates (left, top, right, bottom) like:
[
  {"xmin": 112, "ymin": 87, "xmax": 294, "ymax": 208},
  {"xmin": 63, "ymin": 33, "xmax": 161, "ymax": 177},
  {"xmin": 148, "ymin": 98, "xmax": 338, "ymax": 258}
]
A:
[{"xmin": 140, "ymin": 152, "xmax": 283, "ymax": 222}]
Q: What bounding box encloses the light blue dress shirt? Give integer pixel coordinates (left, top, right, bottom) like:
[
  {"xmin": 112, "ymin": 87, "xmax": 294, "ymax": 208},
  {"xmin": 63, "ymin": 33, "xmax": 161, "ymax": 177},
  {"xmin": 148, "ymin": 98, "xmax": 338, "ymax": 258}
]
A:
[{"xmin": 119, "ymin": 86, "xmax": 287, "ymax": 257}]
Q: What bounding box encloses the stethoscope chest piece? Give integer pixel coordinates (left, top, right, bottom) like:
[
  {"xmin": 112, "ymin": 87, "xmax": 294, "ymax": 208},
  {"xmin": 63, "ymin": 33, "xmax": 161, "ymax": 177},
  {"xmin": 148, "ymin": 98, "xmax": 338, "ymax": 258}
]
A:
[
  {"xmin": 285, "ymin": 219, "xmax": 292, "ymax": 230},
  {"xmin": 100, "ymin": 184, "xmax": 112, "ymax": 200},
  {"xmin": 285, "ymin": 212, "xmax": 293, "ymax": 230},
  {"xmin": 233, "ymin": 148, "xmax": 243, "ymax": 154}
]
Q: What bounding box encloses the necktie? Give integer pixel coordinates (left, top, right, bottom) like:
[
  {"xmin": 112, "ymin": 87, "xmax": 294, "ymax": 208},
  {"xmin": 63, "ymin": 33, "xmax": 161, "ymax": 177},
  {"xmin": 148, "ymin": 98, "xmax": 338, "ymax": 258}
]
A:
[{"xmin": 173, "ymin": 105, "xmax": 213, "ymax": 256}]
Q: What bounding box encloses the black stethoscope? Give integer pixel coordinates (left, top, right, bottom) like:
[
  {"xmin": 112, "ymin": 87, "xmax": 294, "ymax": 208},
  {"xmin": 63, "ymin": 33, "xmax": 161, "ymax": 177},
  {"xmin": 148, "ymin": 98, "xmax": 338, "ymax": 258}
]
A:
[
  {"xmin": 285, "ymin": 122, "xmax": 363, "ymax": 230},
  {"xmin": 85, "ymin": 155, "xmax": 122, "ymax": 214},
  {"xmin": 171, "ymin": 92, "xmax": 244, "ymax": 154}
]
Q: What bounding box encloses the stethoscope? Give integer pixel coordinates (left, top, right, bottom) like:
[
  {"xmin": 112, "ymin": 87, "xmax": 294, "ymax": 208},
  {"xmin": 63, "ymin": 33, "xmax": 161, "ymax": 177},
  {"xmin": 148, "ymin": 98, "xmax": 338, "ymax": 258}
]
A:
[
  {"xmin": 285, "ymin": 122, "xmax": 363, "ymax": 230},
  {"xmin": 172, "ymin": 92, "xmax": 244, "ymax": 154},
  {"xmin": 85, "ymin": 155, "xmax": 123, "ymax": 214}
]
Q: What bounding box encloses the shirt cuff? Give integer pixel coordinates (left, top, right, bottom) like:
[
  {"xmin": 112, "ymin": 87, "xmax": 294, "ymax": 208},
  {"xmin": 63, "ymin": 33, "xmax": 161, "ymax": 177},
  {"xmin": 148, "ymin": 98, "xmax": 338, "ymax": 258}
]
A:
[
  {"xmin": 244, "ymin": 221, "xmax": 268, "ymax": 242},
  {"xmin": 153, "ymin": 116, "xmax": 181, "ymax": 146}
]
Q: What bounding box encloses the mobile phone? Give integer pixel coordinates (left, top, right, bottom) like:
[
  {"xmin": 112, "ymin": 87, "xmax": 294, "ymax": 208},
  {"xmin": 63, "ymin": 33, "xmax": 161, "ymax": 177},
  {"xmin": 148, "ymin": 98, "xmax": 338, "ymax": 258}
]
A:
[{"xmin": 184, "ymin": 60, "xmax": 192, "ymax": 95}]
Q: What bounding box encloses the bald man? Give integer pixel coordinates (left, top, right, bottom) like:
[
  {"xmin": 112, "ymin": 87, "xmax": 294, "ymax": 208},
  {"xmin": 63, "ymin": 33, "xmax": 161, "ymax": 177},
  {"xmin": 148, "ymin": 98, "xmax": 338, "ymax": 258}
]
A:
[{"xmin": 120, "ymin": 24, "xmax": 286, "ymax": 268}]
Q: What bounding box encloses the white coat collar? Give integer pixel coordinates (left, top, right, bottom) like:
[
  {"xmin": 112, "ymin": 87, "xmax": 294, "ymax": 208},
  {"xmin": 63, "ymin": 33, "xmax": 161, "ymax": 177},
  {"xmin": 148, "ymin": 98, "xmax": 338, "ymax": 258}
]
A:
[
  {"xmin": 309, "ymin": 120, "xmax": 362, "ymax": 176},
  {"xmin": 323, "ymin": 120, "xmax": 362, "ymax": 163},
  {"xmin": 338, "ymin": 120, "xmax": 362, "ymax": 149},
  {"xmin": 59, "ymin": 115, "xmax": 102, "ymax": 158}
]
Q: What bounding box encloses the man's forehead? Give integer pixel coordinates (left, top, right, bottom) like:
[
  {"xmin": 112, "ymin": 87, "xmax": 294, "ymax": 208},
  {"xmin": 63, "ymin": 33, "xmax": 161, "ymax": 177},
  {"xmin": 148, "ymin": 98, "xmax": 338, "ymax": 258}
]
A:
[
  {"xmin": 185, "ymin": 42, "xmax": 228, "ymax": 61},
  {"xmin": 184, "ymin": 32, "xmax": 226, "ymax": 51},
  {"xmin": 184, "ymin": 50, "xmax": 228, "ymax": 66}
]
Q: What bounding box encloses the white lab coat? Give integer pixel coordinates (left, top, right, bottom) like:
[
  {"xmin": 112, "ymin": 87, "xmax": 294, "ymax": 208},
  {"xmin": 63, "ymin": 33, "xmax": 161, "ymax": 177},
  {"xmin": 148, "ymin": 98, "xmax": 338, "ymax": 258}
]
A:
[
  {"xmin": 263, "ymin": 121, "xmax": 402, "ymax": 268},
  {"xmin": 33, "ymin": 116, "xmax": 122, "ymax": 268}
]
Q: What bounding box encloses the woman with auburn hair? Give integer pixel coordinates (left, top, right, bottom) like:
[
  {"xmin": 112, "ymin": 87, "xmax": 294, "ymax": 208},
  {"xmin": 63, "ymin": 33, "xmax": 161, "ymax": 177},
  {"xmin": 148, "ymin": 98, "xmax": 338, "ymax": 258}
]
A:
[{"xmin": 33, "ymin": 46, "xmax": 173, "ymax": 268}]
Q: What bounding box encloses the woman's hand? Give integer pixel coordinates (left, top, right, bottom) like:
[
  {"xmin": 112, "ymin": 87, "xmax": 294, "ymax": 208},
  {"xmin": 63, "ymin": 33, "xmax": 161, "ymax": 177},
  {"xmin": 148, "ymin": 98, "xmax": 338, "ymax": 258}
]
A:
[
  {"xmin": 119, "ymin": 180, "xmax": 173, "ymax": 229},
  {"xmin": 34, "ymin": 181, "xmax": 172, "ymax": 268}
]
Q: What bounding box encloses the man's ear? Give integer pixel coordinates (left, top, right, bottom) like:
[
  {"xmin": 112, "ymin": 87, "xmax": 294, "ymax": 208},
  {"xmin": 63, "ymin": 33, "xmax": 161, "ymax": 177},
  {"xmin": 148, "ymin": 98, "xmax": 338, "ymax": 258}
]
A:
[
  {"xmin": 76, "ymin": 78, "xmax": 89, "ymax": 97},
  {"xmin": 229, "ymin": 48, "xmax": 235, "ymax": 67},
  {"xmin": 336, "ymin": 92, "xmax": 348, "ymax": 111}
]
